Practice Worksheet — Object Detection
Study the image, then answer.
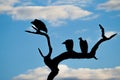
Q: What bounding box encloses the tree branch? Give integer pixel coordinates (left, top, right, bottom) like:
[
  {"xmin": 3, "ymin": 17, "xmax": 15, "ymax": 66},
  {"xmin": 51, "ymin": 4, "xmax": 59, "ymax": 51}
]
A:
[
  {"xmin": 25, "ymin": 30, "xmax": 52, "ymax": 58},
  {"xmin": 38, "ymin": 48, "xmax": 44, "ymax": 58},
  {"xmin": 89, "ymin": 24, "xmax": 117, "ymax": 59},
  {"xmin": 52, "ymin": 24, "xmax": 117, "ymax": 64}
]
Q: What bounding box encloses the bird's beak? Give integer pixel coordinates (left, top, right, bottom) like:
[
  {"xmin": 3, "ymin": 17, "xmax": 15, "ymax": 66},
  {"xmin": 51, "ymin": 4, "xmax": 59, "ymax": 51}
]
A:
[
  {"xmin": 78, "ymin": 37, "xmax": 82, "ymax": 40},
  {"xmin": 62, "ymin": 41, "xmax": 66, "ymax": 44},
  {"xmin": 31, "ymin": 21, "xmax": 34, "ymax": 24},
  {"xmin": 31, "ymin": 21, "xmax": 36, "ymax": 29}
]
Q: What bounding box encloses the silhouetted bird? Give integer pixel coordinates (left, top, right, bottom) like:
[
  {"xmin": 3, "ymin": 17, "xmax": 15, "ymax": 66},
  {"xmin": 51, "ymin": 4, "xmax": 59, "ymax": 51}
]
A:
[
  {"xmin": 62, "ymin": 39, "xmax": 74, "ymax": 52},
  {"xmin": 31, "ymin": 19, "xmax": 48, "ymax": 33},
  {"xmin": 79, "ymin": 37, "xmax": 88, "ymax": 54}
]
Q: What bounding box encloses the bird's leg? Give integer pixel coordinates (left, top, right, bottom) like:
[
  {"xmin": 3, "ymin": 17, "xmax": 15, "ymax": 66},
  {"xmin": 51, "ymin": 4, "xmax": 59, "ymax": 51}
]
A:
[{"xmin": 32, "ymin": 26, "xmax": 38, "ymax": 31}]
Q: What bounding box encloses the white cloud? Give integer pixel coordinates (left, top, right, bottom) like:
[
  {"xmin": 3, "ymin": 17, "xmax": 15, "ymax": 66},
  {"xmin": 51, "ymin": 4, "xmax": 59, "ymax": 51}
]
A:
[
  {"xmin": 0, "ymin": 0, "xmax": 19, "ymax": 13},
  {"xmin": 13, "ymin": 64, "xmax": 120, "ymax": 80},
  {"xmin": 97, "ymin": 0, "xmax": 120, "ymax": 11},
  {"xmin": 6, "ymin": 5, "xmax": 92, "ymax": 24},
  {"xmin": 0, "ymin": 0, "xmax": 19, "ymax": 6},
  {"xmin": 13, "ymin": 66, "xmax": 50, "ymax": 80},
  {"xmin": 1, "ymin": 0, "xmax": 99, "ymax": 26},
  {"xmin": 0, "ymin": 0, "xmax": 95, "ymax": 26}
]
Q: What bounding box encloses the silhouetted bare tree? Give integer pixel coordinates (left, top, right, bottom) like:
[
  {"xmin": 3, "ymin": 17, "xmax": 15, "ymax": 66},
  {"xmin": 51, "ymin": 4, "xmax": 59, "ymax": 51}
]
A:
[{"xmin": 26, "ymin": 19, "xmax": 117, "ymax": 80}]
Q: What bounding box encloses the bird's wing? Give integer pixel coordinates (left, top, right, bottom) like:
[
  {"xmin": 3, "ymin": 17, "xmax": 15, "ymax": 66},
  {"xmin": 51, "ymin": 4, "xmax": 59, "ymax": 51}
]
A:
[
  {"xmin": 80, "ymin": 38, "xmax": 84, "ymax": 53},
  {"xmin": 36, "ymin": 20, "xmax": 48, "ymax": 33},
  {"xmin": 84, "ymin": 40, "xmax": 88, "ymax": 53},
  {"xmin": 80, "ymin": 39, "xmax": 88, "ymax": 53}
]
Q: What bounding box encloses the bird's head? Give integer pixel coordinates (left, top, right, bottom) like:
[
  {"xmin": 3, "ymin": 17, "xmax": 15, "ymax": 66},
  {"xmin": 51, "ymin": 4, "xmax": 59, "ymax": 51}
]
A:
[
  {"xmin": 78, "ymin": 37, "xmax": 82, "ymax": 40},
  {"xmin": 62, "ymin": 39, "xmax": 73, "ymax": 45},
  {"xmin": 31, "ymin": 19, "xmax": 40, "ymax": 30},
  {"xmin": 62, "ymin": 39, "xmax": 74, "ymax": 51}
]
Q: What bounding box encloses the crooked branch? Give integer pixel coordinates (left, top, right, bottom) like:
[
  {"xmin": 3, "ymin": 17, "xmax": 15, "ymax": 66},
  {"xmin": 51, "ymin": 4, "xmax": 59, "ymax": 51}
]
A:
[
  {"xmin": 25, "ymin": 30, "xmax": 52, "ymax": 58},
  {"xmin": 89, "ymin": 24, "xmax": 117, "ymax": 58}
]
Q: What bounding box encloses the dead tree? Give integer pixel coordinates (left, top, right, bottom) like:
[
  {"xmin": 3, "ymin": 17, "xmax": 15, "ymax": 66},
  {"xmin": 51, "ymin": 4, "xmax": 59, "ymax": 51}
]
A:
[{"xmin": 26, "ymin": 20, "xmax": 117, "ymax": 80}]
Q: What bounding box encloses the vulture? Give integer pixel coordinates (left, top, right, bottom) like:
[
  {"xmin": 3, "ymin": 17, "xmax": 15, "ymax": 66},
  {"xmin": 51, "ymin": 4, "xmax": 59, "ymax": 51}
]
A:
[
  {"xmin": 62, "ymin": 39, "xmax": 74, "ymax": 52},
  {"xmin": 31, "ymin": 19, "xmax": 48, "ymax": 33},
  {"xmin": 79, "ymin": 37, "xmax": 88, "ymax": 54}
]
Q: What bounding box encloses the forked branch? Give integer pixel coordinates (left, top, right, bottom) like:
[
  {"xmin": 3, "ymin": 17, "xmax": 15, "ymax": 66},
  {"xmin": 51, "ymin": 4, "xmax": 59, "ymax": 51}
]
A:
[{"xmin": 89, "ymin": 24, "xmax": 117, "ymax": 58}]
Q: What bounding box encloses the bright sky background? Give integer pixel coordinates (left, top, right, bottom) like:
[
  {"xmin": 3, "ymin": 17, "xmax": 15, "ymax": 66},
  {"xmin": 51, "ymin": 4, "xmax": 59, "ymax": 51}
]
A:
[{"xmin": 0, "ymin": 0, "xmax": 120, "ymax": 80}]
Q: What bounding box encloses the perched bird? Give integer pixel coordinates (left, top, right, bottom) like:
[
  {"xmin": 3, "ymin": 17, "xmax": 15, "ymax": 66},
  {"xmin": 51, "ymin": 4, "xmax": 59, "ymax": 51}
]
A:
[
  {"xmin": 31, "ymin": 19, "xmax": 48, "ymax": 33},
  {"xmin": 62, "ymin": 39, "xmax": 74, "ymax": 52},
  {"xmin": 79, "ymin": 37, "xmax": 88, "ymax": 54}
]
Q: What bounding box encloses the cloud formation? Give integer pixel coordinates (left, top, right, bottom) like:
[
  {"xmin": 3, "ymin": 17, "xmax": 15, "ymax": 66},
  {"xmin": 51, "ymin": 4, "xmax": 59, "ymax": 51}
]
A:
[
  {"xmin": 0, "ymin": 0, "xmax": 92, "ymax": 26},
  {"xmin": 97, "ymin": 0, "xmax": 120, "ymax": 11},
  {"xmin": 8, "ymin": 5, "xmax": 92, "ymax": 21},
  {"xmin": 13, "ymin": 64, "xmax": 120, "ymax": 80}
]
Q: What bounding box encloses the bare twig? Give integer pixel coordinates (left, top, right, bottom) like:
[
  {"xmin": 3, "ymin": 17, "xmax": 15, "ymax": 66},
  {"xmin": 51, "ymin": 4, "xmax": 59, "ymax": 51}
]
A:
[
  {"xmin": 99, "ymin": 24, "xmax": 106, "ymax": 39},
  {"xmin": 38, "ymin": 48, "xmax": 45, "ymax": 58},
  {"xmin": 25, "ymin": 30, "xmax": 36, "ymax": 34}
]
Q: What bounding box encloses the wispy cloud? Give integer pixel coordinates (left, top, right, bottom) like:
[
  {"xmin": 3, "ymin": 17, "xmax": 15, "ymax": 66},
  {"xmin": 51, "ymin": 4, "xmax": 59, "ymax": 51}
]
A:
[
  {"xmin": 51, "ymin": 0, "xmax": 93, "ymax": 7},
  {"xmin": 81, "ymin": 14, "xmax": 99, "ymax": 21},
  {"xmin": 97, "ymin": 0, "xmax": 120, "ymax": 11},
  {"xmin": 13, "ymin": 64, "xmax": 120, "ymax": 80}
]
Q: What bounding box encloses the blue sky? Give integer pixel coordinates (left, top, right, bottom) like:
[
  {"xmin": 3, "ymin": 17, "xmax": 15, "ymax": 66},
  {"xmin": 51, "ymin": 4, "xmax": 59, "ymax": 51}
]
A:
[{"xmin": 0, "ymin": 0, "xmax": 120, "ymax": 80}]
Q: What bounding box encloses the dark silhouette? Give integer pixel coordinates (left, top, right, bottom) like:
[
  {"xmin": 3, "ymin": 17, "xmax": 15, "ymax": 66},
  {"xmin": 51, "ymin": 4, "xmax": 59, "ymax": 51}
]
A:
[
  {"xmin": 62, "ymin": 39, "xmax": 74, "ymax": 52},
  {"xmin": 79, "ymin": 37, "xmax": 88, "ymax": 54},
  {"xmin": 38, "ymin": 48, "xmax": 59, "ymax": 80},
  {"xmin": 31, "ymin": 19, "xmax": 48, "ymax": 33},
  {"xmin": 26, "ymin": 19, "xmax": 117, "ymax": 80}
]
